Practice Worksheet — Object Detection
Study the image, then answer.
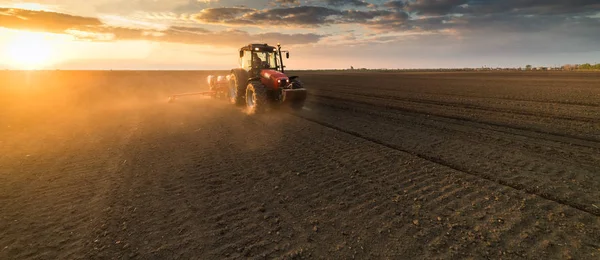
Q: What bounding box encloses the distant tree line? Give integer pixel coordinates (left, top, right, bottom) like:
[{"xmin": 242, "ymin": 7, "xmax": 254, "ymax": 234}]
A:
[
  {"xmin": 561, "ymin": 63, "xmax": 600, "ymax": 71},
  {"xmin": 341, "ymin": 63, "xmax": 600, "ymax": 72}
]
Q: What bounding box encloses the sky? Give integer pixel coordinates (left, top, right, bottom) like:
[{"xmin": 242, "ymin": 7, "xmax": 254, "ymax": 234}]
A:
[{"xmin": 0, "ymin": 0, "xmax": 599, "ymax": 70}]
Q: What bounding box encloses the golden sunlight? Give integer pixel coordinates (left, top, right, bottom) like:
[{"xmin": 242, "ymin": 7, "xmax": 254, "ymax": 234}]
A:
[
  {"xmin": 11, "ymin": 3, "xmax": 52, "ymax": 12},
  {"xmin": 4, "ymin": 32, "xmax": 57, "ymax": 69}
]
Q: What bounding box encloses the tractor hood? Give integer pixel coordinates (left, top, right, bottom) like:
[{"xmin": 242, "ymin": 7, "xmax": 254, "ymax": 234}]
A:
[{"xmin": 260, "ymin": 69, "xmax": 289, "ymax": 89}]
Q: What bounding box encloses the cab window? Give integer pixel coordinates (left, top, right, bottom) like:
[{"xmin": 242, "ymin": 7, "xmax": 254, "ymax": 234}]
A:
[{"xmin": 240, "ymin": 50, "xmax": 252, "ymax": 70}]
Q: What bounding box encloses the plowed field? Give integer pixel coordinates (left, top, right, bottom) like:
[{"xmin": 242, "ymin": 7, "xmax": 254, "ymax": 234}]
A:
[{"xmin": 1, "ymin": 71, "xmax": 599, "ymax": 259}]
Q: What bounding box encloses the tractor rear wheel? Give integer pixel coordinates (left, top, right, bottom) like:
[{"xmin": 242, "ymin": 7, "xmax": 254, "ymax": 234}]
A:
[
  {"xmin": 246, "ymin": 81, "xmax": 268, "ymax": 114},
  {"xmin": 229, "ymin": 71, "xmax": 246, "ymax": 106},
  {"xmin": 290, "ymin": 78, "xmax": 306, "ymax": 110}
]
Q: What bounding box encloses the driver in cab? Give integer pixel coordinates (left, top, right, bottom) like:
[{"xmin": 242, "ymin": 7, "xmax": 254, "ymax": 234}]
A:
[{"xmin": 252, "ymin": 53, "xmax": 267, "ymax": 69}]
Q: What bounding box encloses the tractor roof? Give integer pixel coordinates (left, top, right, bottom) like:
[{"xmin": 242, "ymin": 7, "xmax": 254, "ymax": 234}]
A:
[{"xmin": 240, "ymin": 43, "xmax": 277, "ymax": 52}]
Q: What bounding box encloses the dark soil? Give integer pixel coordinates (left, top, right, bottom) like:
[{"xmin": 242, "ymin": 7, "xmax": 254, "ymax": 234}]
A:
[{"xmin": 1, "ymin": 70, "xmax": 599, "ymax": 259}]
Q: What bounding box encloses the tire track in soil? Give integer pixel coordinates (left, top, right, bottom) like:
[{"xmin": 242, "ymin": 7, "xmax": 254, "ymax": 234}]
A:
[
  {"xmin": 304, "ymin": 95, "xmax": 600, "ymax": 195},
  {"xmin": 315, "ymin": 83, "xmax": 600, "ymax": 108},
  {"xmin": 280, "ymin": 112, "xmax": 600, "ymax": 259},
  {"xmin": 300, "ymin": 99, "xmax": 600, "ymax": 212},
  {"xmin": 312, "ymin": 94, "xmax": 600, "ymax": 149},
  {"xmin": 308, "ymin": 93, "xmax": 600, "ymax": 175},
  {"xmin": 73, "ymin": 97, "xmax": 600, "ymax": 259},
  {"xmin": 295, "ymin": 71, "xmax": 600, "ymax": 108},
  {"xmin": 315, "ymin": 88, "xmax": 600, "ymax": 123},
  {"xmin": 0, "ymin": 108, "xmax": 141, "ymax": 260},
  {"xmin": 290, "ymin": 111, "xmax": 600, "ymax": 217},
  {"xmin": 89, "ymin": 100, "xmax": 317, "ymax": 259},
  {"xmin": 306, "ymin": 98, "xmax": 600, "ymax": 178},
  {"xmin": 90, "ymin": 100, "xmax": 226, "ymax": 259},
  {"xmin": 311, "ymin": 96, "xmax": 598, "ymax": 152}
]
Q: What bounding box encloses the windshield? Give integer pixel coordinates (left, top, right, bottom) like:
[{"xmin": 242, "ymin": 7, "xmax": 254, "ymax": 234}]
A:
[{"xmin": 252, "ymin": 51, "xmax": 279, "ymax": 70}]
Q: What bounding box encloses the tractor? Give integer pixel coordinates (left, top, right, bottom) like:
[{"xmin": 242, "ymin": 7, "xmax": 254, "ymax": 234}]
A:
[
  {"xmin": 227, "ymin": 43, "xmax": 306, "ymax": 113},
  {"xmin": 168, "ymin": 43, "xmax": 307, "ymax": 113}
]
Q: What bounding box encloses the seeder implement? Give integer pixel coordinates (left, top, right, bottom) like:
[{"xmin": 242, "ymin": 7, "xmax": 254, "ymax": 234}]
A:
[
  {"xmin": 167, "ymin": 91, "xmax": 214, "ymax": 102},
  {"xmin": 167, "ymin": 75, "xmax": 230, "ymax": 102}
]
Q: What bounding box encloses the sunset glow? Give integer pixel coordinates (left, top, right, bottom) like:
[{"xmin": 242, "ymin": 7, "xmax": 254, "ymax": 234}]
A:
[
  {"xmin": 11, "ymin": 2, "xmax": 52, "ymax": 11},
  {"xmin": 4, "ymin": 32, "xmax": 57, "ymax": 69},
  {"xmin": 0, "ymin": 1, "xmax": 598, "ymax": 69}
]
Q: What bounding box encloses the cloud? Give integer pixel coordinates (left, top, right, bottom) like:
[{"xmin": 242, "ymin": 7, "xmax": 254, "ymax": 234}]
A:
[
  {"xmin": 2, "ymin": 0, "xmax": 599, "ymax": 54},
  {"xmin": 324, "ymin": 0, "xmax": 370, "ymax": 7},
  {"xmin": 366, "ymin": 11, "xmax": 411, "ymax": 31},
  {"xmin": 405, "ymin": 0, "xmax": 468, "ymax": 15},
  {"xmin": 193, "ymin": 7, "xmax": 255, "ymax": 24},
  {"xmin": 271, "ymin": 0, "xmax": 300, "ymax": 6},
  {"xmin": 375, "ymin": 0, "xmax": 600, "ymax": 17},
  {"xmin": 399, "ymin": 0, "xmax": 600, "ymax": 16},
  {"xmin": 358, "ymin": 0, "xmax": 600, "ymax": 36},
  {"xmin": 0, "ymin": 8, "xmax": 101, "ymax": 33},
  {"xmin": 192, "ymin": 6, "xmax": 395, "ymax": 27},
  {"xmin": 248, "ymin": 6, "xmax": 341, "ymax": 26},
  {"xmin": 458, "ymin": 0, "xmax": 600, "ymax": 15},
  {"xmin": 96, "ymin": 0, "xmax": 191, "ymax": 14},
  {"xmin": 0, "ymin": 8, "xmax": 324, "ymax": 47},
  {"xmin": 156, "ymin": 26, "xmax": 323, "ymax": 47},
  {"xmin": 270, "ymin": 0, "xmax": 372, "ymax": 8},
  {"xmin": 383, "ymin": 1, "xmax": 406, "ymax": 9}
]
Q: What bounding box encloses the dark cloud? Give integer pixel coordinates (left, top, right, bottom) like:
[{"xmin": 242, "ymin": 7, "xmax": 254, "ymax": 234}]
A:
[
  {"xmin": 194, "ymin": 2, "xmax": 594, "ymax": 32},
  {"xmin": 157, "ymin": 27, "xmax": 323, "ymax": 47},
  {"xmin": 383, "ymin": 1, "xmax": 406, "ymax": 9},
  {"xmin": 397, "ymin": 0, "xmax": 600, "ymax": 16},
  {"xmin": 365, "ymin": 11, "xmax": 410, "ymax": 31},
  {"xmin": 366, "ymin": 9, "xmax": 600, "ymax": 55},
  {"xmin": 341, "ymin": 9, "xmax": 395, "ymax": 23},
  {"xmin": 446, "ymin": 12, "xmax": 600, "ymax": 36},
  {"xmin": 325, "ymin": 0, "xmax": 371, "ymax": 7},
  {"xmin": 458, "ymin": 0, "xmax": 600, "ymax": 15},
  {"xmin": 406, "ymin": 0, "xmax": 468, "ymax": 15},
  {"xmin": 193, "ymin": 7, "xmax": 255, "ymax": 24},
  {"xmin": 362, "ymin": 0, "xmax": 600, "ymax": 35},
  {"xmin": 0, "ymin": 8, "xmax": 324, "ymax": 47},
  {"xmin": 193, "ymin": 6, "xmax": 394, "ymax": 27},
  {"xmin": 271, "ymin": 0, "xmax": 300, "ymax": 6},
  {"xmin": 243, "ymin": 6, "xmax": 341, "ymax": 26},
  {"xmin": 375, "ymin": 0, "xmax": 600, "ymax": 17}
]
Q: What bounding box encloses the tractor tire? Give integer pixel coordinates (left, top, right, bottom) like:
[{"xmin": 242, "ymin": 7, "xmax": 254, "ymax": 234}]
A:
[
  {"xmin": 229, "ymin": 71, "xmax": 246, "ymax": 106},
  {"xmin": 289, "ymin": 78, "xmax": 306, "ymax": 110},
  {"xmin": 246, "ymin": 81, "xmax": 268, "ymax": 114}
]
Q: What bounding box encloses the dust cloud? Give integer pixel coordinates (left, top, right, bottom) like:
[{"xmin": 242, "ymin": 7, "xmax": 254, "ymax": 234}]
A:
[{"xmin": 0, "ymin": 70, "xmax": 219, "ymax": 159}]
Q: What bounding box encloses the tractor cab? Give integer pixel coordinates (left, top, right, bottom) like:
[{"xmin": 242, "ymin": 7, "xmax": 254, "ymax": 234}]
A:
[{"xmin": 239, "ymin": 43, "xmax": 289, "ymax": 76}]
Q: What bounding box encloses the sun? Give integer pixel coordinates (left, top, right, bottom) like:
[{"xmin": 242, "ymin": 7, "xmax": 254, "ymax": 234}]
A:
[{"xmin": 5, "ymin": 32, "xmax": 56, "ymax": 69}]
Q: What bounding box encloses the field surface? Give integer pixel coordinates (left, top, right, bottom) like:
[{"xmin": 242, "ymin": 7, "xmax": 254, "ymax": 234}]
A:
[{"xmin": 1, "ymin": 70, "xmax": 599, "ymax": 259}]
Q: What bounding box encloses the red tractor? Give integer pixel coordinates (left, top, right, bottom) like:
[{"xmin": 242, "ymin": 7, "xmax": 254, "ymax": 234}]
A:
[
  {"xmin": 226, "ymin": 43, "xmax": 306, "ymax": 113},
  {"xmin": 169, "ymin": 43, "xmax": 307, "ymax": 113}
]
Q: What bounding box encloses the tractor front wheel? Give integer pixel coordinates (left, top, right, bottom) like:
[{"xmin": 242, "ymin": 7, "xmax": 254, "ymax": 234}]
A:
[{"xmin": 246, "ymin": 81, "xmax": 268, "ymax": 114}]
